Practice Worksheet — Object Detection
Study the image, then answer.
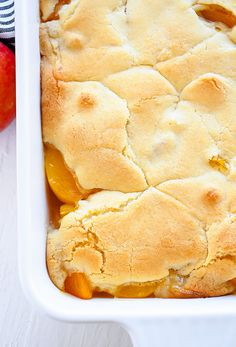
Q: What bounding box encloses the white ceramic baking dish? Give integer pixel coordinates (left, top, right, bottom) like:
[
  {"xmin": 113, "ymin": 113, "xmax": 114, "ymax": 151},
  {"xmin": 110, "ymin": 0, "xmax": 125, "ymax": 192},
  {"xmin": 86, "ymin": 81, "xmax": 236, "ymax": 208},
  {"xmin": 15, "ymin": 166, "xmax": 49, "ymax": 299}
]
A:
[{"xmin": 15, "ymin": 1, "xmax": 236, "ymax": 346}]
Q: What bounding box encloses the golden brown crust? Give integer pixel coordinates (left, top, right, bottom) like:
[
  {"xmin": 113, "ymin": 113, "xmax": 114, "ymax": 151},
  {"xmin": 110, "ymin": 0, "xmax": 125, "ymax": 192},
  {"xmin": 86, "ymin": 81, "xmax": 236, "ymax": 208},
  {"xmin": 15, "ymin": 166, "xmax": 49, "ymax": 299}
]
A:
[{"xmin": 41, "ymin": 0, "xmax": 236, "ymax": 298}]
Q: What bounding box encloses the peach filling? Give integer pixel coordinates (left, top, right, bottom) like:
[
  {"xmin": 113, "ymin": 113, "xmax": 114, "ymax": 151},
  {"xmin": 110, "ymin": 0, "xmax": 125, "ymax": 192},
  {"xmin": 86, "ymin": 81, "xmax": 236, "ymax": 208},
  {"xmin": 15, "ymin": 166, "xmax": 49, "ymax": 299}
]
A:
[
  {"xmin": 45, "ymin": 146, "xmax": 82, "ymax": 205},
  {"xmin": 196, "ymin": 4, "xmax": 236, "ymax": 28},
  {"xmin": 209, "ymin": 155, "xmax": 229, "ymax": 174},
  {"xmin": 46, "ymin": 181, "xmax": 62, "ymax": 229},
  {"xmin": 115, "ymin": 282, "xmax": 157, "ymax": 298},
  {"xmin": 64, "ymin": 273, "xmax": 93, "ymax": 299},
  {"xmin": 63, "ymin": 273, "xmax": 215, "ymax": 299},
  {"xmin": 60, "ymin": 204, "xmax": 76, "ymax": 218},
  {"xmin": 44, "ymin": 0, "xmax": 71, "ymax": 21}
]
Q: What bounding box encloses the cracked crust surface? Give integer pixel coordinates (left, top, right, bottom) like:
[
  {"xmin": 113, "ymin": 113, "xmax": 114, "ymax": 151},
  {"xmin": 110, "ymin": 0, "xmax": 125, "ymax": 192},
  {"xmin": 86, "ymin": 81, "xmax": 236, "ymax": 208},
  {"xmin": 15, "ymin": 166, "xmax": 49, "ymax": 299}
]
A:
[{"xmin": 41, "ymin": 0, "xmax": 236, "ymax": 297}]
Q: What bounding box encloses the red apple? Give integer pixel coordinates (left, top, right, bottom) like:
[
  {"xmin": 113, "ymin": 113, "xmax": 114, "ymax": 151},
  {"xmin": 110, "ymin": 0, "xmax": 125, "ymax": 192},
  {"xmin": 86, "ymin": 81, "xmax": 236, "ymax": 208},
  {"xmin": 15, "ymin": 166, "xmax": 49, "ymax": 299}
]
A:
[{"xmin": 0, "ymin": 42, "xmax": 15, "ymax": 131}]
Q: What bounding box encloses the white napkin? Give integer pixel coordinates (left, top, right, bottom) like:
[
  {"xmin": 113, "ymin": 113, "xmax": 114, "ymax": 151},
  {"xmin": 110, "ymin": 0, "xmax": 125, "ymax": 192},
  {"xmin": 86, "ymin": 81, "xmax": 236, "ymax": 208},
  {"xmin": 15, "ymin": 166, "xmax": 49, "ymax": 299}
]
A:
[{"xmin": 0, "ymin": 0, "xmax": 14, "ymax": 45}]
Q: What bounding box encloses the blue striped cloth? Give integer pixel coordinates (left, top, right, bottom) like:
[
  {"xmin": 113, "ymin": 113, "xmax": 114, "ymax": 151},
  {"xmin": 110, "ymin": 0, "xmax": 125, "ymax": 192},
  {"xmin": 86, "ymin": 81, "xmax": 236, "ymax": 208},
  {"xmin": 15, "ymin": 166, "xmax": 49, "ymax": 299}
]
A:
[{"xmin": 0, "ymin": 0, "xmax": 14, "ymax": 45}]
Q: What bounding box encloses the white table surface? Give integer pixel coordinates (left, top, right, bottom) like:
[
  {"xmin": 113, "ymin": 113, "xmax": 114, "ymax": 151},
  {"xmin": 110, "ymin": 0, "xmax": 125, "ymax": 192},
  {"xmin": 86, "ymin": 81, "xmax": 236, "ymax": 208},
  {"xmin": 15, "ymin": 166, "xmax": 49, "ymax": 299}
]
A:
[{"xmin": 0, "ymin": 122, "xmax": 132, "ymax": 347}]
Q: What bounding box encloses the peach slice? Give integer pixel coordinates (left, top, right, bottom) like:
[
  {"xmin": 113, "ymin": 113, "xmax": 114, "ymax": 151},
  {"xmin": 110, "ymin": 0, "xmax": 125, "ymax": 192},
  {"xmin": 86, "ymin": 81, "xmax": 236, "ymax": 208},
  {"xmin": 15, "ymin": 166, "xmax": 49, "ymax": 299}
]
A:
[
  {"xmin": 60, "ymin": 204, "xmax": 76, "ymax": 218},
  {"xmin": 45, "ymin": 146, "xmax": 82, "ymax": 204},
  {"xmin": 196, "ymin": 4, "xmax": 236, "ymax": 28},
  {"xmin": 115, "ymin": 283, "xmax": 156, "ymax": 298},
  {"xmin": 64, "ymin": 273, "xmax": 93, "ymax": 299}
]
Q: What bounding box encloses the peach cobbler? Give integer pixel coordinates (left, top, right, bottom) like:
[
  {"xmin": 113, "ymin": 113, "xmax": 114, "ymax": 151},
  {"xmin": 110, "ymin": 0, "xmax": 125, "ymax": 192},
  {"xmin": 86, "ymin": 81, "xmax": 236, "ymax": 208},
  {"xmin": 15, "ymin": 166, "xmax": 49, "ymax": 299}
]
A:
[{"xmin": 41, "ymin": 0, "xmax": 236, "ymax": 299}]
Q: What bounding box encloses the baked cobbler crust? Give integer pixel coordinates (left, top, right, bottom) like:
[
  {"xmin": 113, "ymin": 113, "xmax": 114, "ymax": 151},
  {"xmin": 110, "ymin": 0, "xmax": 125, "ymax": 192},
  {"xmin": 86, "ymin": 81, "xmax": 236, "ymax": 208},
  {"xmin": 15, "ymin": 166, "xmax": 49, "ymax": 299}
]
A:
[{"xmin": 41, "ymin": 0, "xmax": 236, "ymax": 298}]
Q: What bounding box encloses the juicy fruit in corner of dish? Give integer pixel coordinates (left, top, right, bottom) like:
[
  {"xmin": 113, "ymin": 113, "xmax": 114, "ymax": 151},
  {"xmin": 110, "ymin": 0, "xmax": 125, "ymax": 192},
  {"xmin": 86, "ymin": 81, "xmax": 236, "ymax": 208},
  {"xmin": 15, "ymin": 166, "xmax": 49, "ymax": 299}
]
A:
[
  {"xmin": 0, "ymin": 42, "xmax": 15, "ymax": 131},
  {"xmin": 46, "ymin": 179, "xmax": 63, "ymax": 229},
  {"xmin": 45, "ymin": 146, "xmax": 96, "ymax": 226},
  {"xmin": 64, "ymin": 273, "xmax": 93, "ymax": 299},
  {"xmin": 60, "ymin": 203, "xmax": 76, "ymax": 218},
  {"xmin": 115, "ymin": 282, "xmax": 157, "ymax": 298},
  {"xmin": 45, "ymin": 145, "xmax": 83, "ymax": 205}
]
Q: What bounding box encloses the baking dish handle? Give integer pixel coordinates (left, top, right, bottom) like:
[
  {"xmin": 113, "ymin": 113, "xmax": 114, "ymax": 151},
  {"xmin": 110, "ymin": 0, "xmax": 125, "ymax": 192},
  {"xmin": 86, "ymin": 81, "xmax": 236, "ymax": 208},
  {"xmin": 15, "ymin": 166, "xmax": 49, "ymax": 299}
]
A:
[{"xmin": 125, "ymin": 316, "xmax": 236, "ymax": 347}]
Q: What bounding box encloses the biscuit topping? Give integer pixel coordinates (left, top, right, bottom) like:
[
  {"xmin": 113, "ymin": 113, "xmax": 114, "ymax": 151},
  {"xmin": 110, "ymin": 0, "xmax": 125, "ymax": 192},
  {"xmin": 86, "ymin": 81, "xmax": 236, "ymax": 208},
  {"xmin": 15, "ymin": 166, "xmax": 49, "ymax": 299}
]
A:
[
  {"xmin": 204, "ymin": 189, "xmax": 221, "ymax": 205},
  {"xmin": 78, "ymin": 93, "xmax": 96, "ymax": 108}
]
